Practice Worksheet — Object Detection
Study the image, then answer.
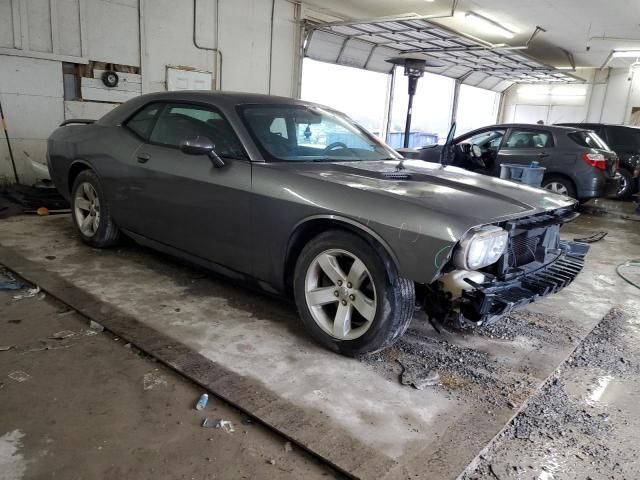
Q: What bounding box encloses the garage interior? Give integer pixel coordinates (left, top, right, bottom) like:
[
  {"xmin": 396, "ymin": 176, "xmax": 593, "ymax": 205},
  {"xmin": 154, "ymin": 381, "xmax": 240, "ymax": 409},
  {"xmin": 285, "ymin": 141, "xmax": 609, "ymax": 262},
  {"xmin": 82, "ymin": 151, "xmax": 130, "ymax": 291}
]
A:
[{"xmin": 1, "ymin": 1, "xmax": 640, "ymax": 479}]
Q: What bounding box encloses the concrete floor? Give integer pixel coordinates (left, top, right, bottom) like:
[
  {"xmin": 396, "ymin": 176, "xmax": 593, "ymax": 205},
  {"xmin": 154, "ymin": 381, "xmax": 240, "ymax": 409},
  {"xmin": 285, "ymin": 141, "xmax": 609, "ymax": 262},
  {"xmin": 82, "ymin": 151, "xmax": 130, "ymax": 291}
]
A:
[
  {"xmin": 0, "ymin": 285, "xmax": 340, "ymax": 480},
  {"xmin": 1, "ymin": 198, "xmax": 639, "ymax": 479}
]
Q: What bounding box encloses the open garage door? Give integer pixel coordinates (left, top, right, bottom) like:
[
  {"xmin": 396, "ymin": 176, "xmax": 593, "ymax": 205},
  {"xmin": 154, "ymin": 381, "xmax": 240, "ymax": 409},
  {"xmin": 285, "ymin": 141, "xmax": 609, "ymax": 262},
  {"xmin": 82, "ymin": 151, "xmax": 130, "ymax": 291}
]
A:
[{"xmin": 304, "ymin": 17, "xmax": 581, "ymax": 92}]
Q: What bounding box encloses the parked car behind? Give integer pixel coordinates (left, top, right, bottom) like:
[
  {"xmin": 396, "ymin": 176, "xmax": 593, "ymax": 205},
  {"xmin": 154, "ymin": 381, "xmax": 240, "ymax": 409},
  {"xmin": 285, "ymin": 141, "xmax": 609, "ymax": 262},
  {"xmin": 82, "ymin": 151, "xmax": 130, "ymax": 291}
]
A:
[
  {"xmin": 47, "ymin": 93, "xmax": 589, "ymax": 356},
  {"xmin": 556, "ymin": 123, "xmax": 640, "ymax": 198},
  {"xmin": 413, "ymin": 124, "xmax": 621, "ymax": 202}
]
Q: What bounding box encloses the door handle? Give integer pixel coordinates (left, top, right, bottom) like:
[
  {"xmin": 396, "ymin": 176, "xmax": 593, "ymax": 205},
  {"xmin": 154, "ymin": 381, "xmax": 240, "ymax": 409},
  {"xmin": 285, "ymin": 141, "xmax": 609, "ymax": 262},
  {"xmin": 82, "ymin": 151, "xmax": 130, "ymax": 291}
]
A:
[
  {"xmin": 537, "ymin": 152, "xmax": 549, "ymax": 158},
  {"xmin": 137, "ymin": 153, "xmax": 151, "ymax": 163}
]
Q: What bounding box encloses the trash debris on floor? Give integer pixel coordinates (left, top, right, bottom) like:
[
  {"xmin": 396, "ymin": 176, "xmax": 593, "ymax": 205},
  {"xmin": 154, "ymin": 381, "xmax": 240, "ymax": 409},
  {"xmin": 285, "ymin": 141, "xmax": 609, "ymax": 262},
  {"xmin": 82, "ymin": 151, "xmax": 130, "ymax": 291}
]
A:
[
  {"xmin": 399, "ymin": 359, "xmax": 441, "ymax": 390},
  {"xmin": 8, "ymin": 371, "xmax": 31, "ymax": 382},
  {"xmin": 574, "ymin": 231, "xmax": 608, "ymax": 243},
  {"xmin": 142, "ymin": 371, "xmax": 168, "ymax": 390},
  {"xmin": 195, "ymin": 393, "xmax": 209, "ymax": 411},
  {"xmin": 51, "ymin": 330, "xmax": 76, "ymax": 339},
  {"xmin": 0, "ymin": 346, "xmax": 12, "ymax": 351},
  {"xmin": 0, "ymin": 279, "xmax": 23, "ymax": 290},
  {"xmin": 12, "ymin": 286, "xmax": 41, "ymax": 301},
  {"xmin": 202, "ymin": 418, "xmax": 235, "ymax": 433}
]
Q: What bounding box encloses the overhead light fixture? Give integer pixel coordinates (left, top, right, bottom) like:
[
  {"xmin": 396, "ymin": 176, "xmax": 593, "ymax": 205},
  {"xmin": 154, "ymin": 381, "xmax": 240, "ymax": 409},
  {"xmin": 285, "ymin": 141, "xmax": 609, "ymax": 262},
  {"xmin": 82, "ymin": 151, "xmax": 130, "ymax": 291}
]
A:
[
  {"xmin": 612, "ymin": 50, "xmax": 640, "ymax": 58},
  {"xmin": 464, "ymin": 12, "xmax": 515, "ymax": 39}
]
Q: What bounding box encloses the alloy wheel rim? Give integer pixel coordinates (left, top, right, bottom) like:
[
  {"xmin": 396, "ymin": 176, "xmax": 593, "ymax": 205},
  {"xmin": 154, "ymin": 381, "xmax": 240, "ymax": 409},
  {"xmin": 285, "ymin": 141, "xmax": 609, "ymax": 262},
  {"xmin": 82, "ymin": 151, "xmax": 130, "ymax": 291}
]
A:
[
  {"xmin": 74, "ymin": 182, "xmax": 101, "ymax": 237},
  {"xmin": 618, "ymin": 175, "xmax": 628, "ymax": 196},
  {"xmin": 545, "ymin": 182, "xmax": 568, "ymax": 196},
  {"xmin": 304, "ymin": 249, "xmax": 377, "ymax": 340}
]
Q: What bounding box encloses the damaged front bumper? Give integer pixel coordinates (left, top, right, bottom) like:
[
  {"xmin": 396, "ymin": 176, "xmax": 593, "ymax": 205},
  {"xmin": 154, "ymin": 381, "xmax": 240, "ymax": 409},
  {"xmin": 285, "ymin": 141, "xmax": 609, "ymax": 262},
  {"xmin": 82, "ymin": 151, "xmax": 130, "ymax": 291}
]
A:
[{"xmin": 458, "ymin": 241, "xmax": 589, "ymax": 324}]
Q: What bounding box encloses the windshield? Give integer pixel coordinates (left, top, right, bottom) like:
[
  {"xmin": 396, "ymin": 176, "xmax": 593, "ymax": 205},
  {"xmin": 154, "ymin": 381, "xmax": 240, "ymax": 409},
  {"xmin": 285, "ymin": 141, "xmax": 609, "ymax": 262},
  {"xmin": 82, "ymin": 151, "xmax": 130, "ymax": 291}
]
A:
[{"xmin": 239, "ymin": 104, "xmax": 400, "ymax": 162}]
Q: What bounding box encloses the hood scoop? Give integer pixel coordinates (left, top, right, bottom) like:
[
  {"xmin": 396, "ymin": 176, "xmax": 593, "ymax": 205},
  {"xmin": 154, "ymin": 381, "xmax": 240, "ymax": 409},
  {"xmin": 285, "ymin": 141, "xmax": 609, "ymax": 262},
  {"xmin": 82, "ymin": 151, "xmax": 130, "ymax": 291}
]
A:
[{"xmin": 381, "ymin": 170, "xmax": 412, "ymax": 180}]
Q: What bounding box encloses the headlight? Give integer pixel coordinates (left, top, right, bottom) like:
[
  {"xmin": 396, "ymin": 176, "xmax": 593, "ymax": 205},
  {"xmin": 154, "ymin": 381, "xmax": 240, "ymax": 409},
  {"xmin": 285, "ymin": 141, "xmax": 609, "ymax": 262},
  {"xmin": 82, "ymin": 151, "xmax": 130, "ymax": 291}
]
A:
[{"xmin": 453, "ymin": 226, "xmax": 508, "ymax": 270}]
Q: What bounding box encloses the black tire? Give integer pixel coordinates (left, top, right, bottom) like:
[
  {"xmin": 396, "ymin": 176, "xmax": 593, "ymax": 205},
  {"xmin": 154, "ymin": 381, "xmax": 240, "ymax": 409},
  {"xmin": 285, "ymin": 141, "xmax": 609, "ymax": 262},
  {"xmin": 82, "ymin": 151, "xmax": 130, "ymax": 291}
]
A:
[
  {"xmin": 542, "ymin": 175, "xmax": 577, "ymax": 199},
  {"xmin": 101, "ymin": 70, "xmax": 119, "ymax": 88},
  {"xmin": 71, "ymin": 169, "xmax": 120, "ymax": 247},
  {"xmin": 615, "ymin": 168, "xmax": 634, "ymax": 199},
  {"xmin": 293, "ymin": 230, "xmax": 415, "ymax": 356}
]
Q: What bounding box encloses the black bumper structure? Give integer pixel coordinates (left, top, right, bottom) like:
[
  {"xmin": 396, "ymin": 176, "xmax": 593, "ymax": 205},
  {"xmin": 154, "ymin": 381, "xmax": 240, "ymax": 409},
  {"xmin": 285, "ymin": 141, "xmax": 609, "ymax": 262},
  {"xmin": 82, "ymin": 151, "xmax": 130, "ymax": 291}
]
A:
[{"xmin": 459, "ymin": 241, "xmax": 590, "ymax": 324}]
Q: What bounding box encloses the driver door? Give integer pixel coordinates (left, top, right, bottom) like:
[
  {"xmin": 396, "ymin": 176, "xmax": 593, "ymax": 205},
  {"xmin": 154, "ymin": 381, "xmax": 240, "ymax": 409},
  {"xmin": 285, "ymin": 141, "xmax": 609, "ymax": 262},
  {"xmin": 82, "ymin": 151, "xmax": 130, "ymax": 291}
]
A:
[
  {"xmin": 121, "ymin": 102, "xmax": 253, "ymax": 274},
  {"xmin": 457, "ymin": 128, "xmax": 506, "ymax": 173}
]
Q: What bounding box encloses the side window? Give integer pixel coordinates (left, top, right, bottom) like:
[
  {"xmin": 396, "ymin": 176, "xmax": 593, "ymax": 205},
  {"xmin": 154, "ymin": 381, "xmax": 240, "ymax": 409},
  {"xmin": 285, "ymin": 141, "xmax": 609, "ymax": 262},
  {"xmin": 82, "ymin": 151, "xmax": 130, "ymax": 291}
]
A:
[
  {"xmin": 465, "ymin": 129, "xmax": 506, "ymax": 150},
  {"xmin": 505, "ymin": 130, "xmax": 553, "ymax": 149},
  {"xmin": 125, "ymin": 103, "xmax": 161, "ymax": 140},
  {"xmin": 149, "ymin": 103, "xmax": 245, "ymax": 158}
]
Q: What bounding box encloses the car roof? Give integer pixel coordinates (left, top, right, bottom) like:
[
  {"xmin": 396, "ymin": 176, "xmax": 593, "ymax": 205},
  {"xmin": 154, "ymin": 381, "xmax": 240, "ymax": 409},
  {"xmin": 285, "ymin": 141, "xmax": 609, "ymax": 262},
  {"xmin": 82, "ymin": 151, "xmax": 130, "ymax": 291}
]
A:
[
  {"xmin": 130, "ymin": 90, "xmax": 314, "ymax": 107},
  {"xmin": 556, "ymin": 122, "xmax": 640, "ymax": 130},
  {"xmin": 491, "ymin": 123, "xmax": 585, "ymax": 132}
]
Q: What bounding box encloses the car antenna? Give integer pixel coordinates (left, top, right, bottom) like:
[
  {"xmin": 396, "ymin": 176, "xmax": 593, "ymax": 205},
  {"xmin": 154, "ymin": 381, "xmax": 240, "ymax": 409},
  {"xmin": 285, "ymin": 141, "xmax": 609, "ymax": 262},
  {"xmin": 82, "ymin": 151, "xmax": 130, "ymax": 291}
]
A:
[{"xmin": 440, "ymin": 121, "xmax": 456, "ymax": 167}]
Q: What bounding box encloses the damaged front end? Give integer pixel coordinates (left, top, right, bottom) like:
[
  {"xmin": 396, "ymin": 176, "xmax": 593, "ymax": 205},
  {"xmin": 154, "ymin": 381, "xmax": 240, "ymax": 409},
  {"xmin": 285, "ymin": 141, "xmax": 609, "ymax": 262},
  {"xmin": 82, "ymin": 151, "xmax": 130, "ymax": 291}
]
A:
[{"xmin": 424, "ymin": 209, "xmax": 589, "ymax": 327}]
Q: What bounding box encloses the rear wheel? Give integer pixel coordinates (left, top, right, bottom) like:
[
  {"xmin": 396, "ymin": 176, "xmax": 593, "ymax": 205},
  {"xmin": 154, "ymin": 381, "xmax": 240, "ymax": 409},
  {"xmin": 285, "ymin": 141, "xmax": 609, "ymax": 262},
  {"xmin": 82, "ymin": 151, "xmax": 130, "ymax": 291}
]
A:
[
  {"xmin": 293, "ymin": 230, "xmax": 415, "ymax": 356},
  {"xmin": 71, "ymin": 169, "xmax": 120, "ymax": 247},
  {"xmin": 542, "ymin": 175, "xmax": 576, "ymax": 199},
  {"xmin": 615, "ymin": 169, "xmax": 634, "ymax": 199}
]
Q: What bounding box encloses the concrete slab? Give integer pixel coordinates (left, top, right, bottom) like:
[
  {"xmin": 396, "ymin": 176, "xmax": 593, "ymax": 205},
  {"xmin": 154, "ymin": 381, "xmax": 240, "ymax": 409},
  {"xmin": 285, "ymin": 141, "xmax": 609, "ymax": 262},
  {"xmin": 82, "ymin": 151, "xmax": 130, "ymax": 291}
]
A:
[{"xmin": 0, "ymin": 206, "xmax": 634, "ymax": 479}]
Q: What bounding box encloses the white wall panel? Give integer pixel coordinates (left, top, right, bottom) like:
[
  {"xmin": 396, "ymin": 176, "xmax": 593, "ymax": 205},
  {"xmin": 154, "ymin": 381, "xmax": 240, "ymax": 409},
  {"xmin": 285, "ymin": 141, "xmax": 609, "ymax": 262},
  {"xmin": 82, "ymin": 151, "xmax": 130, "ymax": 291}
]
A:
[
  {"xmin": 141, "ymin": 0, "xmax": 215, "ymax": 92},
  {"xmin": 27, "ymin": 0, "xmax": 53, "ymax": 53},
  {"xmin": 85, "ymin": 0, "xmax": 139, "ymax": 66},
  {"xmin": 268, "ymin": 0, "xmax": 297, "ymax": 96},
  {"xmin": 54, "ymin": 0, "xmax": 82, "ymax": 57},
  {"xmin": 0, "ymin": 1, "xmax": 14, "ymax": 48},
  {"xmin": 64, "ymin": 100, "xmax": 118, "ymax": 120},
  {"xmin": 0, "ymin": 56, "xmax": 62, "ymax": 97},
  {"xmin": 218, "ymin": 0, "xmax": 272, "ymax": 93}
]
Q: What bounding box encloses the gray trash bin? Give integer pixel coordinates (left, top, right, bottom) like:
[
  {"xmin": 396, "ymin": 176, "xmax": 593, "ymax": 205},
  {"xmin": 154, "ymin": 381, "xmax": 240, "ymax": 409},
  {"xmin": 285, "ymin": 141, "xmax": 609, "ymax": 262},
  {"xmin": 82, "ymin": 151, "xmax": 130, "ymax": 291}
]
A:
[{"xmin": 499, "ymin": 163, "xmax": 546, "ymax": 187}]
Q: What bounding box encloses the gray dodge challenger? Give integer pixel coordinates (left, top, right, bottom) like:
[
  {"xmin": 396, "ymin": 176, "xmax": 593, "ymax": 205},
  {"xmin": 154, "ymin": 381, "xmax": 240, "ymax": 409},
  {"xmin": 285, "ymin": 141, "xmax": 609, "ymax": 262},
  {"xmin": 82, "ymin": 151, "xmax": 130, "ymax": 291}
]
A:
[{"xmin": 47, "ymin": 91, "xmax": 589, "ymax": 355}]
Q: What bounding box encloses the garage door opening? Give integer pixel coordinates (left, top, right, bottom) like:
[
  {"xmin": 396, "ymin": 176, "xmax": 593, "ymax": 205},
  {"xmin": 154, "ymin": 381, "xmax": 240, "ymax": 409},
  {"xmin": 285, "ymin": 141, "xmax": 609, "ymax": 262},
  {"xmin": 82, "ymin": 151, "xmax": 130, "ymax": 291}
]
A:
[{"xmin": 301, "ymin": 58, "xmax": 390, "ymax": 139}]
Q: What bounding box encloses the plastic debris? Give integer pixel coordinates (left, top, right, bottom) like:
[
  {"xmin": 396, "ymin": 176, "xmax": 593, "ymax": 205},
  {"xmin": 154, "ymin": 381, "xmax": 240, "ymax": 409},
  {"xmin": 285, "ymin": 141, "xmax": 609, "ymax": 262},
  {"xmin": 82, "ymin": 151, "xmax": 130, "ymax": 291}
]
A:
[
  {"xmin": 284, "ymin": 441, "xmax": 292, "ymax": 452},
  {"xmin": 574, "ymin": 231, "xmax": 608, "ymax": 243},
  {"xmin": 12, "ymin": 286, "xmax": 40, "ymax": 301},
  {"xmin": 8, "ymin": 371, "xmax": 30, "ymax": 382},
  {"xmin": 0, "ymin": 346, "xmax": 12, "ymax": 352},
  {"xmin": 202, "ymin": 418, "xmax": 235, "ymax": 433},
  {"xmin": 51, "ymin": 330, "xmax": 75, "ymax": 339},
  {"xmin": 267, "ymin": 459, "xmax": 276, "ymax": 465},
  {"xmin": 36, "ymin": 207, "xmax": 49, "ymax": 216},
  {"xmin": 0, "ymin": 280, "xmax": 23, "ymax": 290},
  {"xmin": 195, "ymin": 393, "xmax": 209, "ymax": 411}
]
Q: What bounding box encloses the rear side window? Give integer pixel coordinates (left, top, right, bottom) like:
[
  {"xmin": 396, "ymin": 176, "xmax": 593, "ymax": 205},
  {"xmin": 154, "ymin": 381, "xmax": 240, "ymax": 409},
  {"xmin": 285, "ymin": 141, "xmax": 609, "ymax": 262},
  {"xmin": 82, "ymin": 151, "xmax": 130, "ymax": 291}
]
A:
[
  {"xmin": 505, "ymin": 130, "xmax": 553, "ymax": 149},
  {"xmin": 568, "ymin": 131, "xmax": 609, "ymax": 150},
  {"xmin": 149, "ymin": 103, "xmax": 246, "ymax": 159},
  {"xmin": 608, "ymin": 127, "xmax": 640, "ymax": 149},
  {"xmin": 125, "ymin": 103, "xmax": 161, "ymax": 139}
]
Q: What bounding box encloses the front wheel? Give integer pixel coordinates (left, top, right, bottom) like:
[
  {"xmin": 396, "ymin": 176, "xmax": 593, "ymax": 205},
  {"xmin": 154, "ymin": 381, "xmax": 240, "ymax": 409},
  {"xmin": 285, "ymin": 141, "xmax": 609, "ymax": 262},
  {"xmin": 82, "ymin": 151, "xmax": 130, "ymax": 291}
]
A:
[
  {"xmin": 293, "ymin": 230, "xmax": 415, "ymax": 356},
  {"xmin": 71, "ymin": 169, "xmax": 120, "ymax": 247}
]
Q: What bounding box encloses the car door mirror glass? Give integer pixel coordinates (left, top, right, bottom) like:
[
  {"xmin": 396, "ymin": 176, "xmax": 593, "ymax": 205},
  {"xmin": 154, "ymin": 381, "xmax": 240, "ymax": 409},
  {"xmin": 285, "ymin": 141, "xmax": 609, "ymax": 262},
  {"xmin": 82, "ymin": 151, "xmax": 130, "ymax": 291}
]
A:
[
  {"xmin": 180, "ymin": 136, "xmax": 226, "ymax": 168},
  {"xmin": 180, "ymin": 136, "xmax": 215, "ymax": 155}
]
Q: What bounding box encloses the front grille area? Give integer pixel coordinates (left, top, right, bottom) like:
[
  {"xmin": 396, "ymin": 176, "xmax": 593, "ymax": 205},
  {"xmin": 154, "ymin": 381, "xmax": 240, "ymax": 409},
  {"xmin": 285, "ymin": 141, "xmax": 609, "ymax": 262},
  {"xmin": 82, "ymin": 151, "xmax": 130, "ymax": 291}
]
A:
[{"xmin": 509, "ymin": 233, "xmax": 542, "ymax": 267}]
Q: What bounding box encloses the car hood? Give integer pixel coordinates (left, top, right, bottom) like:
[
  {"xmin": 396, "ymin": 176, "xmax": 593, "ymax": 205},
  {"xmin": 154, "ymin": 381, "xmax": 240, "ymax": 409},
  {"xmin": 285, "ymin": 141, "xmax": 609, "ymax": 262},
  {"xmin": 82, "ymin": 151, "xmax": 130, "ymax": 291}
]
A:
[{"xmin": 290, "ymin": 160, "xmax": 576, "ymax": 224}]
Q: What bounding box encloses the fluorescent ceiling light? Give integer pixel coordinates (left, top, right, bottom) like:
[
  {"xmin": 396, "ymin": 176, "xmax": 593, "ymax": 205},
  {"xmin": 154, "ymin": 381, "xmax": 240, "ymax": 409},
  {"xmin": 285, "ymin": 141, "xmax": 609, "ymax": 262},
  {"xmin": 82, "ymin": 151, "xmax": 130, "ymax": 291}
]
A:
[
  {"xmin": 464, "ymin": 12, "xmax": 515, "ymax": 39},
  {"xmin": 612, "ymin": 50, "xmax": 640, "ymax": 58}
]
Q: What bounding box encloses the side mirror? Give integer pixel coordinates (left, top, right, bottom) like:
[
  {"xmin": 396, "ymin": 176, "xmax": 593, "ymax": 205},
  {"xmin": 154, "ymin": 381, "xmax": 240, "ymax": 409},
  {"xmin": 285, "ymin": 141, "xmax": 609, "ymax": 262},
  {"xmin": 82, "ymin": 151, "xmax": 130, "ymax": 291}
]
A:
[{"xmin": 179, "ymin": 136, "xmax": 226, "ymax": 168}]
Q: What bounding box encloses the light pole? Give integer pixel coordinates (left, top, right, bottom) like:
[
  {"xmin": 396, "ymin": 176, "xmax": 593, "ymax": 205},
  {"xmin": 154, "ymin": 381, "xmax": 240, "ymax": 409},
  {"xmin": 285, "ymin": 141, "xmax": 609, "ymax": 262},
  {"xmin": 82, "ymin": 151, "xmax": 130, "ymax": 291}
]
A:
[{"xmin": 386, "ymin": 56, "xmax": 446, "ymax": 148}]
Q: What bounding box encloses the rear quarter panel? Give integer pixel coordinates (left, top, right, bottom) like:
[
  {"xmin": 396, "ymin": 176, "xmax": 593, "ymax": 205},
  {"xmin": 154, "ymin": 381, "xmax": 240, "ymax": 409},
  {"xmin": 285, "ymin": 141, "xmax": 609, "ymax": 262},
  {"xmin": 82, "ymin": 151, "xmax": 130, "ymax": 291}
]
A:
[{"xmin": 48, "ymin": 124, "xmax": 143, "ymax": 222}]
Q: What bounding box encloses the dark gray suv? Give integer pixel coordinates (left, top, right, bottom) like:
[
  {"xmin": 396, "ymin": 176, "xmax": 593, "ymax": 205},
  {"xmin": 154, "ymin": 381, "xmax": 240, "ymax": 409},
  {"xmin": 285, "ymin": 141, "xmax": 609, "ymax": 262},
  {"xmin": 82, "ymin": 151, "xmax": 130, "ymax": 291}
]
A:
[
  {"xmin": 414, "ymin": 124, "xmax": 621, "ymax": 201},
  {"xmin": 557, "ymin": 123, "xmax": 640, "ymax": 198}
]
